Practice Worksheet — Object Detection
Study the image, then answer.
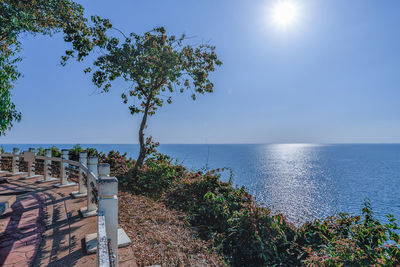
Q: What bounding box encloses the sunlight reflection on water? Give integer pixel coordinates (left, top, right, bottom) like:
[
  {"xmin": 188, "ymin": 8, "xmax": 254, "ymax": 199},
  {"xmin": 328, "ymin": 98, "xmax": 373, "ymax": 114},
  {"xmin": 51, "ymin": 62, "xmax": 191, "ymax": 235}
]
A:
[{"xmin": 253, "ymin": 144, "xmax": 336, "ymax": 224}]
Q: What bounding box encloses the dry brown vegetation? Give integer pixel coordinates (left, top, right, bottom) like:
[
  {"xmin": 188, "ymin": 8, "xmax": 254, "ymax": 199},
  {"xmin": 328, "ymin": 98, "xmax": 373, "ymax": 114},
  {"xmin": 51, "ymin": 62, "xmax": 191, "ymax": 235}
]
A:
[{"xmin": 118, "ymin": 191, "xmax": 225, "ymax": 267}]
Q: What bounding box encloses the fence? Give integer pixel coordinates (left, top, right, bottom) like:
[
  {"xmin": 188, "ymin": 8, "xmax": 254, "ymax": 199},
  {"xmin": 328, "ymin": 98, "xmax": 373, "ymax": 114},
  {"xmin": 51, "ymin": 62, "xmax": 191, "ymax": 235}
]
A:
[{"xmin": 0, "ymin": 148, "xmax": 126, "ymax": 267}]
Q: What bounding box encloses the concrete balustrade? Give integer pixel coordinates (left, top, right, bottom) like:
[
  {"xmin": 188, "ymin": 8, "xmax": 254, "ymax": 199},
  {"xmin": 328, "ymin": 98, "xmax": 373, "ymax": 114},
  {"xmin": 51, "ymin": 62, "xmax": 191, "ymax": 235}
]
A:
[
  {"xmin": 71, "ymin": 152, "xmax": 88, "ymax": 198},
  {"xmin": 0, "ymin": 148, "xmax": 130, "ymax": 267},
  {"xmin": 80, "ymin": 156, "xmax": 98, "ymax": 217},
  {"xmin": 85, "ymin": 163, "xmax": 130, "ymax": 266}
]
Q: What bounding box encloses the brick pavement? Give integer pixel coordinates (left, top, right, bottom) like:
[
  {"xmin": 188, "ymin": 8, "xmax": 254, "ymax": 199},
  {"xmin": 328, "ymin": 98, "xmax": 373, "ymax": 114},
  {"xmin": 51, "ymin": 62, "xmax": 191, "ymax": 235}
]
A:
[{"xmin": 0, "ymin": 174, "xmax": 136, "ymax": 267}]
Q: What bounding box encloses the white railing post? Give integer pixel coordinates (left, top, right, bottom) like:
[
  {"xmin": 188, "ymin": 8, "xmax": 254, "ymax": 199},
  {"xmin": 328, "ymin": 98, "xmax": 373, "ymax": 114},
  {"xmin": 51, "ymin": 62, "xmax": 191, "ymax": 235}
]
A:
[
  {"xmin": 98, "ymin": 163, "xmax": 118, "ymax": 267},
  {"xmin": 97, "ymin": 214, "xmax": 110, "ymax": 267},
  {"xmin": 28, "ymin": 148, "xmax": 36, "ymax": 177},
  {"xmin": 44, "ymin": 149, "xmax": 52, "ymax": 180},
  {"xmin": 88, "ymin": 156, "xmax": 99, "ymax": 177},
  {"xmin": 37, "ymin": 149, "xmax": 58, "ymax": 183},
  {"xmin": 71, "ymin": 152, "xmax": 88, "ymax": 198},
  {"xmin": 12, "ymin": 148, "xmax": 19, "ymax": 174},
  {"xmin": 84, "ymin": 163, "xmax": 130, "ymax": 258},
  {"xmin": 55, "ymin": 150, "xmax": 76, "ymax": 188},
  {"xmin": 81, "ymin": 156, "xmax": 98, "ymax": 217},
  {"xmin": 61, "ymin": 149, "xmax": 68, "ymax": 183},
  {"xmin": 20, "ymin": 148, "xmax": 41, "ymax": 180}
]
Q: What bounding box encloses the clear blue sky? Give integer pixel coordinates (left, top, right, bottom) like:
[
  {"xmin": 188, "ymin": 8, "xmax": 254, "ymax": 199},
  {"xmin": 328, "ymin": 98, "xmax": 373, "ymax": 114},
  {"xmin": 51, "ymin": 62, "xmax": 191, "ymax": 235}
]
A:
[{"xmin": 2, "ymin": 0, "xmax": 400, "ymax": 144}]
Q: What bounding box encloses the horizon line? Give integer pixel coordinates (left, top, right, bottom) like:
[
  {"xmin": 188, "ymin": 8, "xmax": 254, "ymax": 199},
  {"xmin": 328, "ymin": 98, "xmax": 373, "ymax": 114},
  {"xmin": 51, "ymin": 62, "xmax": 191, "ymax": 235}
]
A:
[{"xmin": 1, "ymin": 142, "xmax": 400, "ymax": 145}]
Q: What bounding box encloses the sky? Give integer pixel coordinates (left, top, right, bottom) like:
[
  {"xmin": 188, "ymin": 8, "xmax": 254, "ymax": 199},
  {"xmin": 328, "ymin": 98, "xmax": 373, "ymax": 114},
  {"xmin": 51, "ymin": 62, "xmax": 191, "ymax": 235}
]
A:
[{"xmin": 2, "ymin": 0, "xmax": 400, "ymax": 144}]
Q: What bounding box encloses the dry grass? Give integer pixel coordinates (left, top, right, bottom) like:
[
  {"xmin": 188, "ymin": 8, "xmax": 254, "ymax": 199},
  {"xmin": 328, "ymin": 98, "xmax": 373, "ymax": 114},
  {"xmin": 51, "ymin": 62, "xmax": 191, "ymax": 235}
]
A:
[{"xmin": 118, "ymin": 191, "xmax": 225, "ymax": 267}]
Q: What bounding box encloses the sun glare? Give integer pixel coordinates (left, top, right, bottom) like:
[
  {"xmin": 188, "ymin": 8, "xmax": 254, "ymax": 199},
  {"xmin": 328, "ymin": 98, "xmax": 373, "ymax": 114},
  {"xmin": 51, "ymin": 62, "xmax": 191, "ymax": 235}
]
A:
[{"xmin": 271, "ymin": 1, "xmax": 300, "ymax": 29}]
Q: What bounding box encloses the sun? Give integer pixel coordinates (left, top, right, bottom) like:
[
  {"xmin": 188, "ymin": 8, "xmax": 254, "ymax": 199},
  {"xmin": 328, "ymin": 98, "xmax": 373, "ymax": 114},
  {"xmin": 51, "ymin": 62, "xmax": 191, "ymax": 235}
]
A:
[{"xmin": 271, "ymin": 0, "xmax": 300, "ymax": 29}]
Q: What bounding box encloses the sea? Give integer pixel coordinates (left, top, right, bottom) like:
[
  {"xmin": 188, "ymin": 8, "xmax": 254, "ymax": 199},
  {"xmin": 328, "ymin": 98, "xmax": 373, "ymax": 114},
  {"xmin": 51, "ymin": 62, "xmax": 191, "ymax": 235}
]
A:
[{"xmin": 2, "ymin": 143, "xmax": 400, "ymax": 225}]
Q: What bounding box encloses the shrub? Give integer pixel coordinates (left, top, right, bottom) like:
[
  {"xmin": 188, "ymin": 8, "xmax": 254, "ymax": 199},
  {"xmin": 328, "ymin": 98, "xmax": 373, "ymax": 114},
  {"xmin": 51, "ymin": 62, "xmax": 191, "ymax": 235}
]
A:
[
  {"xmin": 35, "ymin": 146, "xmax": 61, "ymax": 157},
  {"xmin": 99, "ymin": 150, "xmax": 135, "ymax": 178},
  {"xmin": 167, "ymin": 172, "xmax": 302, "ymax": 266},
  {"xmin": 68, "ymin": 144, "xmax": 99, "ymax": 161},
  {"xmin": 120, "ymin": 153, "xmax": 187, "ymax": 198},
  {"xmin": 299, "ymin": 200, "xmax": 400, "ymax": 266}
]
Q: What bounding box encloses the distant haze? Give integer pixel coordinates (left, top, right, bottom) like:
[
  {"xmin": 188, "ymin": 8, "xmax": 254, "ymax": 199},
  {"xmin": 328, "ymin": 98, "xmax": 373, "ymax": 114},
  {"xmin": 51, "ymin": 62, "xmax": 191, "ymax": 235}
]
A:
[{"xmin": 2, "ymin": 0, "xmax": 400, "ymax": 144}]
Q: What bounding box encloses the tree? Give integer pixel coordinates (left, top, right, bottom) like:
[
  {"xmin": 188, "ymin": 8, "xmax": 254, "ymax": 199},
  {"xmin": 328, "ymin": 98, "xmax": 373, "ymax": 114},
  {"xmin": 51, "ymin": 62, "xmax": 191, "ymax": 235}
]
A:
[
  {"xmin": 86, "ymin": 27, "xmax": 222, "ymax": 170},
  {"xmin": 0, "ymin": 0, "xmax": 111, "ymax": 135}
]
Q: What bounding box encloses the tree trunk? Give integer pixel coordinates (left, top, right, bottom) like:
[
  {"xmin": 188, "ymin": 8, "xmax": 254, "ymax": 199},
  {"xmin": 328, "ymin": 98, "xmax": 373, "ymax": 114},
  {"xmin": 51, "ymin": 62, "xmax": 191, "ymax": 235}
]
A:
[{"xmin": 134, "ymin": 98, "xmax": 151, "ymax": 171}]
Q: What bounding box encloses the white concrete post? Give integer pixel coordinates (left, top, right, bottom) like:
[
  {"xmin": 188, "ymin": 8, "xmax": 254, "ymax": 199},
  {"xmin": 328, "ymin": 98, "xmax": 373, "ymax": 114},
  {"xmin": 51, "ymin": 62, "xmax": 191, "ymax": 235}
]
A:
[
  {"xmin": 71, "ymin": 152, "xmax": 88, "ymax": 198},
  {"xmin": 60, "ymin": 149, "xmax": 69, "ymax": 185},
  {"xmin": 44, "ymin": 149, "xmax": 52, "ymax": 180},
  {"xmin": 88, "ymin": 156, "xmax": 99, "ymax": 177},
  {"xmin": 98, "ymin": 163, "xmax": 118, "ymax": 267},
  {"xmin": 54, "ymin": 149, "xmax": 76, "ymax": 188},
  {"xmin": 81, "ymin": 156, "xmax": 98, "ymax": 217},
  {"xmin": 12, "ymin": 148, "xmax": 19, "ymax": 174},
  {"xmin": 87, "ymin": 156, "xmax": 98, "ymax": 211},
  {"xmin": 79, "ymin": 152, "xmax": 88, "ymax": 195},
  {"xmin": 27, "ymin": 148, "xmax": 36, "ymax": 176}
]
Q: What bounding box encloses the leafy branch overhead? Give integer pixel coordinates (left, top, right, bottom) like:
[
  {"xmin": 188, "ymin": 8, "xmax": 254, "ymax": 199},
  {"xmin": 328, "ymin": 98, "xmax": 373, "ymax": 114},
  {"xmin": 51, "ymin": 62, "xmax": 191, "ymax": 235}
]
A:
[
  {"xmin": 0, "ymin": 0, "xmax": 112, "ymax": 135},
  {"xmin": 86, "ymin": 27, "xmax": 222, "ymax": 116}
]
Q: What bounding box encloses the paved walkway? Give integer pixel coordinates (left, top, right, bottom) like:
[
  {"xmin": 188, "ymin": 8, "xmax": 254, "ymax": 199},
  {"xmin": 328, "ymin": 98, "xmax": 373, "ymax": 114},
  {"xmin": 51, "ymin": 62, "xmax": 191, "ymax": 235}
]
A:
[{"xmin": 0, "ymin": 174, "xmax": 137, "ymax": 267}]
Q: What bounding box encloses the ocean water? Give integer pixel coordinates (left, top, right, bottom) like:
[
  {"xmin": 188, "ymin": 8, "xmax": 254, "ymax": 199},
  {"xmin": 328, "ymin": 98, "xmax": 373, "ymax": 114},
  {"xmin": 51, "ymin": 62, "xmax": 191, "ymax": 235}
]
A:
[{"xmin": 2, "ymin": 143, "xmax": 400, "ymax": 225}]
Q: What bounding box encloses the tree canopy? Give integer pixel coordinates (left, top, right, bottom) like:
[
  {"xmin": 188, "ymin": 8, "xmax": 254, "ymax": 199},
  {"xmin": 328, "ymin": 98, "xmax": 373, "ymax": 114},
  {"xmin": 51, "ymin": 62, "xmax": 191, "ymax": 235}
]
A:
[
  {"xmin": 86, "ymin": 27, "xmax": 222, "ymax": 169},
  {"xmin": 0, "ymin": 0, "xmax": 111, "ymax": 135}
]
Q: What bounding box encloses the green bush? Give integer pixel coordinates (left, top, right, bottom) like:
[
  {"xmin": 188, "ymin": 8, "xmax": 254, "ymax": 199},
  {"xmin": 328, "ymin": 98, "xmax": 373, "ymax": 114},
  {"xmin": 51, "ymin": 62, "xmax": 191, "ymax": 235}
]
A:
[
  {"xmin": 99, "ymin": 150, "xmax": 134, "ymax": 178},
  {"xmin": 299, "ymin": 200, "xmax": 400, "ymax": 266},
  {"xmin": 120, "ymin": 153, "xmax": 187, "ymax": 198},
  {"xmin": 35, "ymin": 146, "xmax": 60, "ymax": 157},
  {"xmin": 68, "ymin": 144, "xmax": 99, "ymax": 161},
  {"xmin": 166, "ymin": 172, "xmax": 302, "ymax": 266}
]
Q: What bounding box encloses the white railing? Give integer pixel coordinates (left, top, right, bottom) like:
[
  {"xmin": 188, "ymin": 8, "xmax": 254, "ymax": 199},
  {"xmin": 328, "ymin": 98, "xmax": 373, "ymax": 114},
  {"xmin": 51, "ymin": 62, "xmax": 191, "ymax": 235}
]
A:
[{"xmin": 0, "ymin": 148, "xmax": 123, "ymax": 267}]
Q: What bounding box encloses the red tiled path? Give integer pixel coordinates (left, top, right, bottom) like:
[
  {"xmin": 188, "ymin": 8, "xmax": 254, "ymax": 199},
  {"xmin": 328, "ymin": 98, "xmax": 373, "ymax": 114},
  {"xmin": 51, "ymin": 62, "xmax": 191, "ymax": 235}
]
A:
[
  {"xmin": 0, "ymin": 175, "xmax": 137, "ymax": 267},
  {"xmin": 0, "ymin": 194, "xmax": 45, "ymax": 266}
]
